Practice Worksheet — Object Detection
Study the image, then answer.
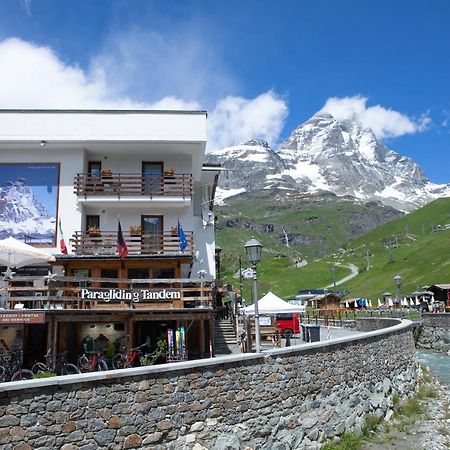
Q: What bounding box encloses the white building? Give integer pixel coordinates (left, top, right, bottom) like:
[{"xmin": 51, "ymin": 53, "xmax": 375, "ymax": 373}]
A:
[{"xmin": 0, "ymin": 110, "xmax": 222, "ymax": 363}]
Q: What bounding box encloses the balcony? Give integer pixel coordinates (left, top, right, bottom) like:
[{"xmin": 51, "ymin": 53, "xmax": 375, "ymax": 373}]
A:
[
  {"xmin": 2, "ymin": 276, "xmax": 213, "ymax": 311},
  {"xmin": 74, "ymin": 173, "xmax": 193, "ymax": 203},
  {"xmin": 71, "ymin": 230, "xmax": 194, "ymax": 256}
]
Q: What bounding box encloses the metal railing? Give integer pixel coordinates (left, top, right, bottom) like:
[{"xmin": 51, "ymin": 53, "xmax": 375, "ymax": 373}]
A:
[
  {"xmin": 71, "ymin": 230, "xmax": 194, "ymax": 255},
  {"xmin": 74, "ymin": 173, "xmax": 193, "ymax": 198}
]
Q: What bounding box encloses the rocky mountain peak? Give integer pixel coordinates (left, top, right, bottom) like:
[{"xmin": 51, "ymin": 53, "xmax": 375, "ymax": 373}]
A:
[{"xmin": 208, "ymin": 110, "xmax": 450, "ymax": 211}]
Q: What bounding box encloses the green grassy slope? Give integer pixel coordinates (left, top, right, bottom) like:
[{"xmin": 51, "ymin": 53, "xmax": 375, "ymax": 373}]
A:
[{"xmin": 217, "ymin": 196, "xmax": 450, "ymax": 301}]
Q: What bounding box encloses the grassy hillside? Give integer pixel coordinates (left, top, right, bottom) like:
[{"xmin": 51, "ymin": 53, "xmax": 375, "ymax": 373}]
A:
[{"xmin": 217, "ymin": 196, "xmax": 450, "ymax": 302}]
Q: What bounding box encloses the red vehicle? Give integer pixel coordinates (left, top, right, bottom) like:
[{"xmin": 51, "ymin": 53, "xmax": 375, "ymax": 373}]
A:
[{"xmin": 275, "ymin": 313, "xmax": 301, "ymax": 338}]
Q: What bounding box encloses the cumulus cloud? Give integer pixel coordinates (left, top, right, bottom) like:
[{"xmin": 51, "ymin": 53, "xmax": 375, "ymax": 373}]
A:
[
  {"xmin": 207, "ymin": 92, "xmax": 288, "ymax": 151},
  {"xmin": 321, "ymin": 95, "xmax": 430, "ymax": 139},
  {"xmin": 0, "ymin": 37, "xmax": 288, "ymax": 150}
]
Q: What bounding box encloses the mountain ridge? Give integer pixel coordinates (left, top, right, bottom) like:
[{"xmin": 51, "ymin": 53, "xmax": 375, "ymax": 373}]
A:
[{"xmin": 207, "ymin": 112, "xmax": 450, "ymax": 211}]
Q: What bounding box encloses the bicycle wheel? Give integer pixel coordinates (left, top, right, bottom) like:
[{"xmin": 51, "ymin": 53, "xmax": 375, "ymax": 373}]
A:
[
  {"xmin": 11, "ymin": 369, "xmax": 33, "ymax": 382},
  {"xmin": 77, "ymin": 355, "xmax": 90, "ymax": 373},
  {"xmin": 96, "ymin": 359, "xmax": 108, "ymax": 371},
  {"xmin": 31, "ymin": 362, "xmax": 47, "ymax": 375},
  {"xmin": 112, "ymin": 353, "xmax": 126, "ymax": 370},
  {"xmin": 63, "ymin": 363, "xmax": 80, "ymax": 375}
]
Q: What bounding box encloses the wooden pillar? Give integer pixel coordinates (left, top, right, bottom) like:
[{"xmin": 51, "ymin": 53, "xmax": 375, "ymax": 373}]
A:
[
  {"xmin": 46, "ymin": 315, "xmax": 54, "ymax": 354},
  {"xmin": 208, "ymin": 318, "xmax": 214, "ymax": 358},
  {"xmin": 52, "ymin": 318, "xmax": 58, "ymax": 355},
  {"xmin": 124, "ymin": 313, "xmax": 134, "ymax": 352},
  {"xmin": 199, "ymin": 320, "xmax": 205, "ymax": 358}
]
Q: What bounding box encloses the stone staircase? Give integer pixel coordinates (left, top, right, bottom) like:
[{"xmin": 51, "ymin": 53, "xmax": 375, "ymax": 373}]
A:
[{"xmin": 213, "ymin": 318, "xmax": 240, "ymax": 355}]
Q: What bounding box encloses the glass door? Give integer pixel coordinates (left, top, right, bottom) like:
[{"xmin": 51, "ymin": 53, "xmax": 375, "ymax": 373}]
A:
[
  {"xmin": 141, "ymin": 215, "xmax": 163, "ymax": 253},
  {"xmin": 142, "ymin": 162, "xmax": 163, "ymax": 194}
]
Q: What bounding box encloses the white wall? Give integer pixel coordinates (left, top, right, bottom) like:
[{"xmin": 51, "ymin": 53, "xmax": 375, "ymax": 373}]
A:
[{"xmin": 0, "ymin": 111, "xmax": 207, "ymax": 143}]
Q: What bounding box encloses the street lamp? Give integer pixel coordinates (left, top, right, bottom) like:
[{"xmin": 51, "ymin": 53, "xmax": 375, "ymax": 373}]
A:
[
  {"xmin": 394, "ymin": 274, "xmax": 402, "ymax": 307},
  {"xmin": 245, "ymin": 238, "xmax": 263, "ymax": 353}
]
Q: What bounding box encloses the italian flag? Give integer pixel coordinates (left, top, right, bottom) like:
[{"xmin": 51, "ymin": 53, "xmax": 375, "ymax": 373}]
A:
[{"xmin": 59, "ymin": 219, "xmax": 68, "ymax": 255}]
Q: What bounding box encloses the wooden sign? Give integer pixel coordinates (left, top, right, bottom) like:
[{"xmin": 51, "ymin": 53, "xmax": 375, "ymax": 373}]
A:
[
  {"xmin": 80, "ymin": 288, "xmax": 181, "ymax": 303},
  {"xmin": 0, "ymin": 311, "xmax": 45, "ymax": 324}
]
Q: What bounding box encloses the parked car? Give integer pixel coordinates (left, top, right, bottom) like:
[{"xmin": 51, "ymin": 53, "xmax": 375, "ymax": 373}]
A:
[{"xmin": 275, "ymin": 313, "xmax": 301, "ymax": 338}]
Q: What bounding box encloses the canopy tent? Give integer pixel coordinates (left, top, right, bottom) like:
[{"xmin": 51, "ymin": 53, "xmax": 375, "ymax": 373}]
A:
[
  {"xmin": 243, "ymin": 291, "xmax": 305, "ymax": 315},
  {"xmin": 0, "ymin": 237, "xmax": 55, "ymax": 269}
]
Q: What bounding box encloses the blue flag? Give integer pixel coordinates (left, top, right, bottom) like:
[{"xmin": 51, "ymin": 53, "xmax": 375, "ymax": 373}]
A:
[{"xmin": 177, "ymin": 220, "xmax": 188, "ymax": 252}]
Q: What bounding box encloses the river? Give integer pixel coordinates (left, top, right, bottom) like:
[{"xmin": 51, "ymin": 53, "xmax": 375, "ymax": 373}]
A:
[{"xmin": 416, "ymin": 350, "xmax": 450, "ymax": 385}]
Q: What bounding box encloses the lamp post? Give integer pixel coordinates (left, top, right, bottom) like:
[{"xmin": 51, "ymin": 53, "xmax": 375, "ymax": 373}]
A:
[
  {"xmin": 394, "ymin": 274, "xmax": 402, "ymax": 308},
  {"xmin": 245, "ymin": 238, "xmax": 262, "ymax": 353}
]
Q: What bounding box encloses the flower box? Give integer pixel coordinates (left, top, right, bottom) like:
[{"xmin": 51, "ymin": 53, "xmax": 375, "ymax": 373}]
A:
[
  {"xmin": 101, "ymin": 169, "xmax": 112, "ymax": 178},
  {"xmin": 87, "ymin": 227, "xmax": 101, "ymax": 237},
  {"xmin": 129, "ymin": 225, "xmax": 141, "ymax": 236}
]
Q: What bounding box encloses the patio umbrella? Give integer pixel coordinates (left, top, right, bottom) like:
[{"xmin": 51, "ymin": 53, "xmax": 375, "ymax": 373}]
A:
[{"xmin": 0, "ymin": 237, "xmax": 55, "ymax": 269}]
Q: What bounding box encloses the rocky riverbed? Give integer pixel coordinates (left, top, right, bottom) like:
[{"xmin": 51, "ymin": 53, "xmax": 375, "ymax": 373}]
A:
[{"xmin": 362, "ymin": 369, "xmax": 450, "ymax": 450}]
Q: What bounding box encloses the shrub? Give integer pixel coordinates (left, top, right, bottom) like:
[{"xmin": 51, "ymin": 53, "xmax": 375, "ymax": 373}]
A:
[{"xmin": 33, "ymin": 371, "xmax": 57, "ymax": 379}]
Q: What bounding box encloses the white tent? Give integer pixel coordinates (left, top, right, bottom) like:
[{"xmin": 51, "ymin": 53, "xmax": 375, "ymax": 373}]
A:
[
  {"xmin": 0, "ymin": 237, "xmax": 55, "ymax": 269},
  {"xmin": 243, "ymin": 291, "xmax": 305, "ymax": 315}
]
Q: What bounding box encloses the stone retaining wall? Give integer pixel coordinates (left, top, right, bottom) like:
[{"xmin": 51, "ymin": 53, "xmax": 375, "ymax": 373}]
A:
[
  {"xmin": 416, "ymin": 313, "xmax": 450, "ymax": 353},
  {"xmin": 0, "ymin": 320, "xmax": 420, "ymax": 450}
]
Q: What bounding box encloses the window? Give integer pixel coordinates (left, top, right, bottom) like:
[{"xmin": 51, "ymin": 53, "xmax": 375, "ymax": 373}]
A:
[
  {"xmin": 142, "ymin": 162, "xmax": 163, "ymax": 194},
  {"xmin": 128, "ymin": 268, "xmax": 149, "ymax": 288},
  {"xmin": 88, "ymin": 161, "xmax": 102, "ymax": 177},
  {"xmin": 86, "ymin": 215, "xmax": 100, "ymax": 231},
  {"xmin": 141, "ymin": 215, "xmax": 163, "ymax": 253},
  {"xmin": 101, "ymin": 269, "xmax": 118, "ymax": 288}
]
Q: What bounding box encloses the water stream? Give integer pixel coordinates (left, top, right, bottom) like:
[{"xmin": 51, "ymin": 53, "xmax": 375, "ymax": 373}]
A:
[{"xmin": 416, "ymin": 350, "xmax": 450, "ymax": 385}]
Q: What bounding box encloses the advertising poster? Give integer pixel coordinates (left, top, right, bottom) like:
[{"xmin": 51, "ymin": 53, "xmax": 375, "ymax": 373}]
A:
[{"xmin": 0, "ymin": 163, "xmax": 60, "ymax": 246}]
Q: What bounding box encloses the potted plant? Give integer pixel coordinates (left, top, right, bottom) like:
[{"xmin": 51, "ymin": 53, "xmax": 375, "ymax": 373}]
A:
[
  {"xmin": 171, "ymin": 226, "xmax": 178, "ymax": 236},
  {"xmin": 87, "ymin": 226, "xmax": 101, "ymax": 237},
  {"xmin": 163, "ymin": 168, "xmax": 175, "ymax": 177},
  {"xmin": 129, "ymin": 225, "xmax": 141, "ymax": 236},
  {"xmin": 101, "ymin": 168, "xmax": 112, "ymax": 178}
]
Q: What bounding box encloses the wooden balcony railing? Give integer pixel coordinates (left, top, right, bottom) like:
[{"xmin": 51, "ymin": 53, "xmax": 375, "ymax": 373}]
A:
[
  {"xmin": 71, "ymin": 231, "xmax": 194, "ymax": 256},
  {"xmin": 74, "ymin": 173, "xmax": 193, "ymax": 198},
  {"xmin": 1, "ymin": 276, "xmax": 213, "ymax": 311}
]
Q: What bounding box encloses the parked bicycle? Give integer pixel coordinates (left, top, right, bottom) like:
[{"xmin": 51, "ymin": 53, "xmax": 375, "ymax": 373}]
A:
[
  {"xmin": 77, "ymin": 351, "xmax": 108, "ymax": 372},
  {"xmin": 0, "ymin": 351, "xmax": 33, "ymax": 382},
  {"xmin": 32, "ymin": 350, "xmax": 79, "ymax": 376},
  {"xmin": 112, "ymin": 343, "xmax": 149, "ymax": 369}
]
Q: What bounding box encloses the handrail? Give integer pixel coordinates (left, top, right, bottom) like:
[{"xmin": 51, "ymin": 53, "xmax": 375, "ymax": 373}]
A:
[
  {"xmin": 71, "ymin": 230, "xmax": 194, "ymax": 255},
  {"xmin": 74, "ymin": 172, "xmax": 193, "ymax": 197}
]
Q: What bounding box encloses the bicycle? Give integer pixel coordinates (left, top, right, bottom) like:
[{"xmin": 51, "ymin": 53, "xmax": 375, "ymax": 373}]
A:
[
  {"xmin": 112, "ymin": 343, "xmax": 148, "ymax": 369},
  {"xmin": 77, "ymin": 351, "xmax": 108, "ymax": 372},
  {"xmin": 32, "ymin": 350, "xmax": 79, "ymax": 376},
  {"xmin": 0, "ymin": 351, "xmax": 33, "ymax": 382}
]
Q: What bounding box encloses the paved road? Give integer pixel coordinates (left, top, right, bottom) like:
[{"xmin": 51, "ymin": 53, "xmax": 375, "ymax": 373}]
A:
[{"xmin": 324, "ymin": 263, "xmax": 359, "ymax": 288}]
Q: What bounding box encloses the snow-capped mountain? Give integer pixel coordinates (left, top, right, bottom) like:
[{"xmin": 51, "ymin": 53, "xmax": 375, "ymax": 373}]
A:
[
  {"xmin": 0, "ymin": 179, "xmax": 55, "ymax": 241},
  {"xmin": 208, "ymin": 112, "xmax": 450, "ymax": 211}
]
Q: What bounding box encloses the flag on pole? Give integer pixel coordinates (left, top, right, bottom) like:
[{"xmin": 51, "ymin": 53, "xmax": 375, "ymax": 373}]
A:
[
  {"xmin": 117, "ymin": 220, "xmax": 128, "ymax": 259},
  {"xmin": 177, "ymin": 220, "xmax": 188, "ymax": 252},
  {"xmin": 59, "ymin": 219, "xmax": 68, "ymax": 255}
]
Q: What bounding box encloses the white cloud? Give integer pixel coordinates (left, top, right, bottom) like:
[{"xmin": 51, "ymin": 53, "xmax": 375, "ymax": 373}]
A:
[
  {"xmin": 321, "ymin": 95, "xmax": 430, "ymax": 139},
  {"xmin": 0, "ymin": 37, "xmax": 194, "ymax": 109},
  {"xmin": 0, "ymin": 37, "xmax": 288, "ymax": 150},
  {"xmin": 207, "ymin": 92, "xmax": 288, "ymax": 151}
]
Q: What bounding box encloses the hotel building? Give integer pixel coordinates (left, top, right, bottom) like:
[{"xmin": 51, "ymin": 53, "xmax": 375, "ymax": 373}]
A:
[{"xmin": 0, "ymin": 110, "xmax": 223, "ymax": 366}]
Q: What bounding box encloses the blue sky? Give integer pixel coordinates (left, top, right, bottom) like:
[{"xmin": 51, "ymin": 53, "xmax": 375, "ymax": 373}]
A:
[{"xmin": 0, "ymin": 0, "xmax": 449, "ymax": 183}]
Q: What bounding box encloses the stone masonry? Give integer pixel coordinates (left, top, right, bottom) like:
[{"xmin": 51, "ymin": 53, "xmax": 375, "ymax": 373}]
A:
[
  {"xmin": 416, "ymin": 313, "xmax": 450, "ymax": 353},
  {"xmin": 0, "ymin": 320, "xmax": 420, "ymax": 449}
]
